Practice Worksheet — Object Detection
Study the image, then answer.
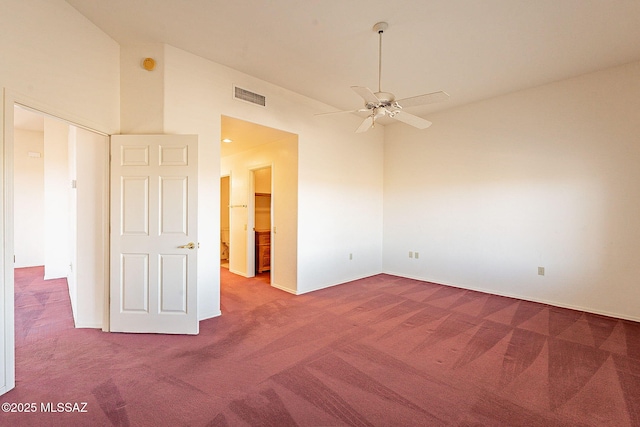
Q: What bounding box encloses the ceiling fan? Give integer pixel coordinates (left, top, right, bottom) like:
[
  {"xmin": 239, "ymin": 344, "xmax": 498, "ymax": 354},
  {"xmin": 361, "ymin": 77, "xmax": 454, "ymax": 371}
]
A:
[{"xmin": 320, "ymin": 22, "xmax": 449, "ymax": 133}]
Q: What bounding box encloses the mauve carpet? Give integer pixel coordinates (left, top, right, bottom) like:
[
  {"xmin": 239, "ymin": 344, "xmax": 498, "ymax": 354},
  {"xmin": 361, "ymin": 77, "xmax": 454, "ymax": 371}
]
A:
[{"xmin": 1, "ymin": 266, "xmax": 640, "ymax": 426}]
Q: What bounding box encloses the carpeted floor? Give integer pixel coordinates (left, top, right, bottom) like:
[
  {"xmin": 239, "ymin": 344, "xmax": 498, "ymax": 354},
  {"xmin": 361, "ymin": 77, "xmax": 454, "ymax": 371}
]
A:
[{"xmin": 1, "ymin": 266, "xmax": 640, "ymax": 426}]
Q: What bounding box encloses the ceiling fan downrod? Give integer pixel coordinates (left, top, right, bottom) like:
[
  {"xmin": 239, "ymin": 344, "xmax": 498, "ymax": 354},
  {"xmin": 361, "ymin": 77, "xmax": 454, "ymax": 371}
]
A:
[{"xmin": 373, "ymin": 22, "xmax": 388, "ymax": 93}]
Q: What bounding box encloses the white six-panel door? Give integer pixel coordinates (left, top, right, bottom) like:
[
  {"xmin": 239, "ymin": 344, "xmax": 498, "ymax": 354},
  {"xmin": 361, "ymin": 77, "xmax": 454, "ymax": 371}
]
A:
[{"xmin": 110, "ymin": 135, "xmax": 198, "ymax": 334}]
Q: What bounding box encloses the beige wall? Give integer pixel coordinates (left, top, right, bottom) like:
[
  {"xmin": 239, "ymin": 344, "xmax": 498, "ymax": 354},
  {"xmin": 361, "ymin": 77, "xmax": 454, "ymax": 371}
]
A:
[
  {"xmin": 43, "ymin": 117, "xmax": 70, "ymax": 280},
  {"xmin": 13, "ymin": 120, "xmax": 69, "ymax": 275},
  {"xmin": 120, "ymin": 44, "xmax": 165, "ymax": 133},
  {"xmin": 254, "ymin": 167, "xmax": 272, "ymax": 231},
  {"xmin": 220, "ymin": 176, "xmax": 230, "ymax": 231},
  {"xmin": 383, "ymin": 60, "xmax": 640, "ymax": 321},
  {"xmin": 13, "ymin": 129, "xmax": 45, "ymax": 268},
  {"xmin": 0, "ymin": 0, "xmax": 120, "ymax": 133},
  {"xmin": 254, "ymin": 167, "xmax": 272, "ymax": 194}
]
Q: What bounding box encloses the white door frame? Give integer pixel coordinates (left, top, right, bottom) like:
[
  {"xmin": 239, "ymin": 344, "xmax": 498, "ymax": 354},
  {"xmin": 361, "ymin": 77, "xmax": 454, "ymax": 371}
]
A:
[
  {"xmin": 1, "ymin": 89, "xmax": 112, "ymax": 396},
  {"xmin": 1, "ymin": 89, "xmax": 16, "ymax": 396}
]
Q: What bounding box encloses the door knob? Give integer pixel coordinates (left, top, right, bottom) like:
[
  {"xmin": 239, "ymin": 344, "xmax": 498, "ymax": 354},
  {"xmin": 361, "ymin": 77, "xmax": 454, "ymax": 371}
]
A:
[{"xmin": 178, "ymin": 242, "xmax": 196, "ymax": 249}]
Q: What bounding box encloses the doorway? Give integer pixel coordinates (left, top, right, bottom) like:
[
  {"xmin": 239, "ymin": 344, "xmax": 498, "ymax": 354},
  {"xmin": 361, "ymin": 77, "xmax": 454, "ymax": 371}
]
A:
[
  {"xmin": 12, "ymin": 108, "xmax": 46, "ymax": 272},
  {"xmin": 12, "ymin": 105, "xmax": 109, "ymax": 329},
  {"xmin": 219, "ymin": 115, "xmax": 298, "ymax": 294}
]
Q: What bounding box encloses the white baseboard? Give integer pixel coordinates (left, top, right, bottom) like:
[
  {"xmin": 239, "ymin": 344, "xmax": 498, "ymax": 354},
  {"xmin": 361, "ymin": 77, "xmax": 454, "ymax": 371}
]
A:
[
  {"xmin": 383, "ymin": 270, "xmax": 640, "ymax": 323},
  {"xmin": 271, "ymin": 282, "xmax": 298, "ymax": 295}
]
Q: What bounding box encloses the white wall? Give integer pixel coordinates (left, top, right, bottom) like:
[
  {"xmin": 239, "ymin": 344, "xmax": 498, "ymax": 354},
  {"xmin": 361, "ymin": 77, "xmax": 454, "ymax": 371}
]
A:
[
  {"xmin": 13, "ymin": 129, "xmax": 44, "ymax": 268},
  {"xmin": 43, "ymin": 117, "xmax": 70, "ymax": 279},
  {"xmin": 0, "ymin": 0, "xmax": 120, "ymax": 132},
  {"xmin": 383, "ymin": 60, "xmax": 640, "ymax": 321},
  {"xmin": 298, "ymin": 122, "xmax": 384, "ymax": 294},
  {"xmin": 120, "ymin": 44, "xmax": 165, "ymax": 133}
]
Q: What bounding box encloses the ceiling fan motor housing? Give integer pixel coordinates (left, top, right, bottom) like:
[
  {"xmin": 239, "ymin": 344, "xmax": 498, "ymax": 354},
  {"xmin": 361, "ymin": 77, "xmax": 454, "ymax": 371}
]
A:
[{"xmin": 365, "ymin": 91, "xmax": 395, "ymax": 109}]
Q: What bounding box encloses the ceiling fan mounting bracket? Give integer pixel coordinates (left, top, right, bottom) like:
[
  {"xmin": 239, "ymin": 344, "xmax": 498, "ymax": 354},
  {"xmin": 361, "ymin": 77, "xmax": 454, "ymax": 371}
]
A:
[{"xmin": 373, "ymin": 22, "xmax": 388, "ymax": 34}]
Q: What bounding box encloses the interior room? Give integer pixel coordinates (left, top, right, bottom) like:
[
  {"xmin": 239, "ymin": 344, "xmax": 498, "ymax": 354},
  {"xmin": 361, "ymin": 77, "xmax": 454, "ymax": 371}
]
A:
[{"xmin": 1, "ymin": 0, "xmax": 640, "ymax": 425}]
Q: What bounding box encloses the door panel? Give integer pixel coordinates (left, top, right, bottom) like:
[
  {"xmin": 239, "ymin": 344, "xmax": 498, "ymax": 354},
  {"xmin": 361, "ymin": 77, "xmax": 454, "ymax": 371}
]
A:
[
  {"xmin": 122, "ymin": 176, "xmax": 149, "ymax": 235},
  {"xmin": 160, "ymin": 177, "xmax": 188, "ymax": 234},
  {"xmin": 121, "ymin": 253, "xmax": 149, "ymax": 312},
  {"xmin": 159, "ymin": 254, "xmax": 187, "ymax": 313},
  {"xmin": 110, "ymin": 134, "xmax": 198, "ymax": 334}
]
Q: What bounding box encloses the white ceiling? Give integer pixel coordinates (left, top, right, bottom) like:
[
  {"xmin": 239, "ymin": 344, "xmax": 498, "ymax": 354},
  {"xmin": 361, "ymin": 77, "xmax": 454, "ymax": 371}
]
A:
[
  {"xmin": 220, "ymin": 115, "xmax": 295, "ymax": 158},
  {"xmin": 20, "ymin": 2, "xmax": 638, "ymax": 151},
  {"xmin": 65, "ymin": 0, "xmax": 640, "ymax": 119}
]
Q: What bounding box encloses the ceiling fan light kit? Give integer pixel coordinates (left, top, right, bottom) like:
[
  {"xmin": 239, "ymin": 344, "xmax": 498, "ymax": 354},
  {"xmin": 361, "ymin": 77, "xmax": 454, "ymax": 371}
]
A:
[{"xmin": 320, "ymin": 21, "xmax": 449, "ymax": 133}]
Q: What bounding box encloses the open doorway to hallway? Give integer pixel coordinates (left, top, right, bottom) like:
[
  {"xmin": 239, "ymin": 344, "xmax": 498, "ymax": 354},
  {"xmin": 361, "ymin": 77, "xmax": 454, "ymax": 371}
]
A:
[
  {"xmin": 12, "ymin": 106, "xmax": 75, "ymax": 344},
  {"xmin": 220, "ymin": 115, "xmax": 298, "ymax": 294},
  {"xmin": 12, "ymin": 105, "xmax": 109, "ymax": 330}
]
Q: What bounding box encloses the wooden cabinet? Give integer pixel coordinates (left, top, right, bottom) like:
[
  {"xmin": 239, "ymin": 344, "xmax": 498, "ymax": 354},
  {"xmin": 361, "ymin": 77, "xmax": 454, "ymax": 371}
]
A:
[{"xmin": 255, "ymin": 230, "xmax": 270, "ymax": 273}]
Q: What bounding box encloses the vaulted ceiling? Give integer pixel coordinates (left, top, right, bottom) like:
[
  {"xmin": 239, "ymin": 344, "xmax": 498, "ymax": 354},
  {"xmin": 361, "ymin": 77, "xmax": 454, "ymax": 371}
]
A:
[{"xmin": 65, "ymin": 0, "xmax": 640, "ymax": 120}]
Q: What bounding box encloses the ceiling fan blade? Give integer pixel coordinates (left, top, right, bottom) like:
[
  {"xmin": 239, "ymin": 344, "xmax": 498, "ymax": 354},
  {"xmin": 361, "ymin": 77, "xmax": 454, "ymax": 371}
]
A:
[
  {"xmin": 396, "ymin": 91, "xmax": 450, "ymax": 108},
  {"xmin": 355, "ymin": 116, "xmax": 374, "ymax": 133},
  {"xmin": 351, "ymin": 86, "xmax": 380, "ymax": 104},
  {"xmin": 392, "ymin": 111, "xmax": 432, "ymax": 129}
]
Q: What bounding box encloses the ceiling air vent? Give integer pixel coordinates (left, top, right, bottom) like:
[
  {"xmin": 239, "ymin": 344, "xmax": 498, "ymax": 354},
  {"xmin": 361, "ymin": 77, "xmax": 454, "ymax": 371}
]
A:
[{"xmin": 233, "ymin": 86, "xmax": 266, "ymax": 107}]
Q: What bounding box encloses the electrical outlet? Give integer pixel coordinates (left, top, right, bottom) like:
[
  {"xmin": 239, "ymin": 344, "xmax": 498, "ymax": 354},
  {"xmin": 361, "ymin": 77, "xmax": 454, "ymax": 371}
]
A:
[
  {"xmin": 409, "ymin": 251, "xmax": 413, "ymax": 258},
  {"xmin": 349, "ymin": 253, "xmax": 353, "ymax": 260},
  {"xmin": 415, "ymin": 252, "xmax": 419, "ymax": 259},
  {"xmin": 538, "ymin": 267, "xmax": 545, "ymax": 276}
]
